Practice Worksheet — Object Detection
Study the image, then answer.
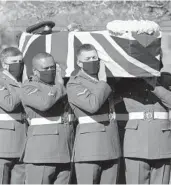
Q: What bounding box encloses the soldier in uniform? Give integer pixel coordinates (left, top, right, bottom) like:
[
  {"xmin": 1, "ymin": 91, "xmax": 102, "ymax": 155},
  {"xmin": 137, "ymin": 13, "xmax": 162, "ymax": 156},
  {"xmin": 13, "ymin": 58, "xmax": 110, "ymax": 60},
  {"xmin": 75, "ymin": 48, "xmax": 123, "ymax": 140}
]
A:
[
  {"xmin": 20, "ymin": 52, "xmax": 75, "ymax": 184},
  {"xmin": 0, "ymin": 47, "xmax": 26, "ymax": 184},
  {"xmin": 115, "ymin": 75, "xmax": 171, "ymax": 184},
  {"xmin": 67, "ymin": 44, "xmax": 121, "ymax": 184}
]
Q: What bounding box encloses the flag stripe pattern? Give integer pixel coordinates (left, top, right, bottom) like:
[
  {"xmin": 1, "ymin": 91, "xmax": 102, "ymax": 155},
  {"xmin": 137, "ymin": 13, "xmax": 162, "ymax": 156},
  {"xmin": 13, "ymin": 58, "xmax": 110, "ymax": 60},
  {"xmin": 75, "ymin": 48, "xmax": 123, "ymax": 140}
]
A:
[
  {"xmin": 19, "ymin": 31, "xmax": 162, "ymax": 80},
  {"xmin": 112, "ymin": 36, "xmax": 161, "ymax": 70},
  {"xmin": 75, "ymin": 32, "xmax": 134, "ymax": 77},
  {"xmin": 91, "ymin": 33, "xmax": 153, "ymax": 77},
  {"xmin": 51, "ymin": 31, "xmax": 69, "ymax": 77}
]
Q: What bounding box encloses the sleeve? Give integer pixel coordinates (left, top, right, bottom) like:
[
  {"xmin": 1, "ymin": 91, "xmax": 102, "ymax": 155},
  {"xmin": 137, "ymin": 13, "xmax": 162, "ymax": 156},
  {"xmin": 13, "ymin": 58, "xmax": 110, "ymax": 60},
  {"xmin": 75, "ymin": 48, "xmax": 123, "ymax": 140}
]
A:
[
  {"xmin": 152, "ymin": 86, "xmax": 171, "ymax": 108},
  {"xmin": 66, "ymin": 77, "xmax": 112, "ymax": 114},
  {"xmin": 21, "ymin": 81, "xmax": 66, "ymax": 111},
  {"xmin": 0, "ymin": 81, "xmax": 21, "ymax": 112}
]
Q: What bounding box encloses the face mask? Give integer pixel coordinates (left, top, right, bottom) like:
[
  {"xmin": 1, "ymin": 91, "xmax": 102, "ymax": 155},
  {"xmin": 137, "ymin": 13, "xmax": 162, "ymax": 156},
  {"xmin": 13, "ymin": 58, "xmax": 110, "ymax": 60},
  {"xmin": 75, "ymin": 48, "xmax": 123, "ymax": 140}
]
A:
[
  {"xmin": 9, "ymin": 63, "xmax": 24, "ymax": 81},
  {"xmin": 39, "ymin": 70, "xmax": 56, "ymax": 84},
  {"xmin": 82, "ymin": 60, "xmax": 100, "ymax": 76}
]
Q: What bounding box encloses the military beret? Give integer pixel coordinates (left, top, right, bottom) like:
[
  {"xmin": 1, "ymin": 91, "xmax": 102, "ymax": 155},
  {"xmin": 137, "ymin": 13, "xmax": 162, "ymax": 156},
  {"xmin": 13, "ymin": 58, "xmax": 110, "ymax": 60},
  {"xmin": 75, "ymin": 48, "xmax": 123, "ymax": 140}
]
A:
[
  {"xmin": 159, "ymin": 72, "xmax": 171, "ymax": 90},
  {"xmin": 26, "ymin": 21, "xmax": 55, "ymax": 35}
]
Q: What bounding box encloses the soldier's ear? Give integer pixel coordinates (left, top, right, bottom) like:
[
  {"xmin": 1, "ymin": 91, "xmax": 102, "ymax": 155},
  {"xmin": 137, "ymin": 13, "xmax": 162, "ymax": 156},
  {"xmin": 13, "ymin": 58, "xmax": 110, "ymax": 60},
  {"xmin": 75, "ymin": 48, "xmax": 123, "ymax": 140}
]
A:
[
  {"xmin": 33, "ymin": 68, "xmax": 40, "ymax": 77},
  {"xmin": 2, "ymin": 62, "xmax": 9, "ymax": 71},
  {"xmin": 77, "ymin": 60, "xmax": 83, "ymax": 68}
]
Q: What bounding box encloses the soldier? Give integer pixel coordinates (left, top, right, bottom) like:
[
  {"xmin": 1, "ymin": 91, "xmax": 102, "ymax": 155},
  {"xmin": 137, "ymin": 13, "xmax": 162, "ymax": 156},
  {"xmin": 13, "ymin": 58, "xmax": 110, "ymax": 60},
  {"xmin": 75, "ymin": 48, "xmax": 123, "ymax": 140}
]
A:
[
  {"xmin": 20, "ymin": 52, "xmax": 75, "ymax": 184},
  {"xmin": 0, "ymin": 47, "xmax": 26, "ymax": 184},
  {"xmin": 67, "ymin": 44, "xmax": 121, "ymax": 184},
  {"xmin": 116, "ymin": 75, "xmax": 171, "ymax": 184}
]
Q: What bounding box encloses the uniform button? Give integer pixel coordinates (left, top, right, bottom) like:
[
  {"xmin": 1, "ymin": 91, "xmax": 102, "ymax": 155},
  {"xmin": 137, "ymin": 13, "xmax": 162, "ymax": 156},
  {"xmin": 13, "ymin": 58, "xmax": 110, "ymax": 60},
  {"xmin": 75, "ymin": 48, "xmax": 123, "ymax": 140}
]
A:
[{"xmin": 146, "ymin": 99, "xmax": 149, "ymax": 102}]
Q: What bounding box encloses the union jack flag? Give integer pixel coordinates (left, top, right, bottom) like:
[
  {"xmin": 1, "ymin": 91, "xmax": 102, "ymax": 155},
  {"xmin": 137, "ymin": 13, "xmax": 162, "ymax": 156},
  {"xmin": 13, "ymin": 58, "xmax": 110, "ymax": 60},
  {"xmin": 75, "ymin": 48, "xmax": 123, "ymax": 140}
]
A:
[{"xmin": 19, "ymin": 30, "xmax": 162, "ymax": 81}]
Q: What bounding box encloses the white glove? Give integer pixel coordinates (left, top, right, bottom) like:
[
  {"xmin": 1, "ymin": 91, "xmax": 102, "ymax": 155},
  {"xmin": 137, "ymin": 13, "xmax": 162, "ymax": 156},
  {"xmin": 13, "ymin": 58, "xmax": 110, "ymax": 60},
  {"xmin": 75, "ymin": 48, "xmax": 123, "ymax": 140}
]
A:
[
  {"xmin": 98, "ymin": 60, "xmax": 107, "ymax": 82},
  {"xmin": 55, "ymin": 63, "xmax": 64, "ymax": 85}
]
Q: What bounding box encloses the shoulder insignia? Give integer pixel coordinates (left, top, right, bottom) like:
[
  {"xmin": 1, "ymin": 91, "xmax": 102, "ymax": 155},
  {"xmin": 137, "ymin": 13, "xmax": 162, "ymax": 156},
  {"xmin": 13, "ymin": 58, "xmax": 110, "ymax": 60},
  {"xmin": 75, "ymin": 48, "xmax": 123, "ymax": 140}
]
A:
[
  {"xmin": 77, "ymin": 88, "xmax": 88, "ymax": 96},
  {"xmin": 0, "ymin": 86, "xmax": 5, "ymax": 91},
  {"xmin": 28, "ymin": 88, "xmax": 38, "ymax": 95},
  {"xmin": 48, "ymin": 91, "xmax": 55, "ymax": 96}
]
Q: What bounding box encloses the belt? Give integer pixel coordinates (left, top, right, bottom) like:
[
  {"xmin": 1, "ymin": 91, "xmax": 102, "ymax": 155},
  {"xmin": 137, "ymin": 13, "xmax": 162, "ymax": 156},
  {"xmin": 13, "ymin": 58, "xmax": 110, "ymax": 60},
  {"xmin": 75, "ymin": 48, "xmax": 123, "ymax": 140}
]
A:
[
  {"xmin": 30, "ymin": 114, "xmax": 74, "ymax": 125},
  {"xmin": 78, "ymin": 114, "xmax": 109, "ymax": 124},
  {"xmin": 78, "ymin": 111, "xmax": 169, "ymax": 124},
  {"xmin": 113, "ymin": 112, "xmax": 169, "ymax": 121},
  {"xmin": 0, "ymin": 113, "xmax": 22, "ymax": 121}
]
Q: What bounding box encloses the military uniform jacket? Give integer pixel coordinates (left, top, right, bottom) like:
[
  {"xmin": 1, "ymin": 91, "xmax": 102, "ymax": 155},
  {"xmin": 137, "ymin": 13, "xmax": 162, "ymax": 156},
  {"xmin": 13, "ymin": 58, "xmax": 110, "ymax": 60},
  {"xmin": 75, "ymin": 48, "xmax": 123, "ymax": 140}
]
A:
[
  {"xmin": 67, "ymin": 70, "xmax": 121, "ymax": 162},
  {"xmin": 21, "ymin": 78, "xmax": 75, "ymax": 163},
  {"xmin": 0, "ymin": 71, "xmax": 27, "ymax": 158},
  {"xmin": 117, "ymin": 78, "xmax": 171, "ymax": 159}
]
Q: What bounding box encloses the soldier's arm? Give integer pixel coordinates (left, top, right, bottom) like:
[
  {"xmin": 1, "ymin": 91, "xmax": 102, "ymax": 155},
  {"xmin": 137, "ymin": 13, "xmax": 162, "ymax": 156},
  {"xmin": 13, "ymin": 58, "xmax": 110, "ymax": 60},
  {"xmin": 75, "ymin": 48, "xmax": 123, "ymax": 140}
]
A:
[
  {"xmin": 21, "ymin": 81, "xmax": 66, "ymax": 111},
  {"xmin": 152, "ymin": 86, "xmax": 171, "ymax": 108},
  {"xmin": 67, "ymin": 77, "xmax": 112, "ymax": 113},
  {"xmin": 0, "ymin": 81, "xmax": 21, "ymax": 112}
]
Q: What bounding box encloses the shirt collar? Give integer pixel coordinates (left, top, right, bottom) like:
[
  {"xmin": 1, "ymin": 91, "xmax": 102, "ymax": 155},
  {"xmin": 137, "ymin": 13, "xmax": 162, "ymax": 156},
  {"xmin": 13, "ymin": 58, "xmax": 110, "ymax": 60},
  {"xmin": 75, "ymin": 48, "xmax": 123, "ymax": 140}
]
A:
[
  {"xmin": 2, "ymin": 70, "xmax": 21, "ymax": 87},
  {"xmin": 79, "ymin": 69, "xmax": 99, "ymax": 83}
]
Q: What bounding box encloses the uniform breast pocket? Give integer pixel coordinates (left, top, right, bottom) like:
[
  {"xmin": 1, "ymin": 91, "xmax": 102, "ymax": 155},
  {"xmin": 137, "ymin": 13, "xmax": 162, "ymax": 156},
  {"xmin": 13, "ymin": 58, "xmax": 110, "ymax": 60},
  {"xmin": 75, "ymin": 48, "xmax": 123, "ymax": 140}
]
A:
[
  {"xmin": 161, "ymin": 122, "xmax": 171, "ymax": 132},
  {"xmin": 0, "ymin": 122, "xmax": 15, "ymax": 130},
  {"xmin": 78, "ymin": 123, "xmax": 106, "ymax": 134},
  {"xmin": 125, "ymin": 120, "xmax": 139, "ymax": 130},
  {"xmin": 32, "ymin": 124, "xmax": 59, "ymax": 135}
]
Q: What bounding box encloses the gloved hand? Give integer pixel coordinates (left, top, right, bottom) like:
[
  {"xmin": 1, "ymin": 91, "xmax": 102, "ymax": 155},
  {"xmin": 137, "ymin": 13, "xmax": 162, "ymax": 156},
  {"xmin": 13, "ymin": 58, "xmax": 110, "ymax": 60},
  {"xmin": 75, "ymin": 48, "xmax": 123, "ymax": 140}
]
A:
[
  {"xmin": 98, "ymin": 60, "xmax": 107, "ymax": 82},
  {"xmin": 55, "ymin": 63, "xmax": 64, "ymax": 85}
]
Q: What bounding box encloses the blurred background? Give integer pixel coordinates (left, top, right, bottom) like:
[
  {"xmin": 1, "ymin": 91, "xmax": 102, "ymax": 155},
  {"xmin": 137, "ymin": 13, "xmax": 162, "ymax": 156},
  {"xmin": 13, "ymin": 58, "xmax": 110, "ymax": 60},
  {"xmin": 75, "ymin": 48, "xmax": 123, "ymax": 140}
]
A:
[
  {"xmin": 0, "ymin": 0, "xmax": 170, "ymax": 71},
  {"xmin": 0, "ymin": 0, "xmax": 171, "ymax": 46}
]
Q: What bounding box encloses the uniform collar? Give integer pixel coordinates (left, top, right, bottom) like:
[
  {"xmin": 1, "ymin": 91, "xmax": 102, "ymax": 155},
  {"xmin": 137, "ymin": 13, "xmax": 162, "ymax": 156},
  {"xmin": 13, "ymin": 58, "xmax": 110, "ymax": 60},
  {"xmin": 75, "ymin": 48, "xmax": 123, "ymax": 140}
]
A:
[
  {"xmin": 78, "ymin": 69, "xmax": 99, "ymax": 83},
  {"xmin": 29, "ymin": 75, "xmax": 54, "ymax": 87},
  {"xmin": 2, "ymin": 70, "xmax": 21, "ymax": 87}
]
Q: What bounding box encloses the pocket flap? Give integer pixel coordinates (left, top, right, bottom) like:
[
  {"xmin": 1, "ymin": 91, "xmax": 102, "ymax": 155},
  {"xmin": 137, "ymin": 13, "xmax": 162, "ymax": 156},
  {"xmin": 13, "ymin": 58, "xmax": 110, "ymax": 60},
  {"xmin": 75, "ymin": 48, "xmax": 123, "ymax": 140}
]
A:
[
  {"xmin": 125, "ymin": 120, "xmax": 139, "ymax": 130},
  {"xmin": 79, "ymin": 123, "xmax": 106, "ymax": 134},
  {"xmin": 161, "ymin": 123, "xmax": 171, "ymax": 131},
  {"xmin": 32, "ymin": 125, "xmax": 59, "ymax": 135},
  {"xmin": 0, "ymin": 121, "xmax": 14, "ymax": 130}
]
